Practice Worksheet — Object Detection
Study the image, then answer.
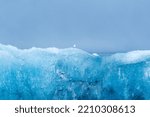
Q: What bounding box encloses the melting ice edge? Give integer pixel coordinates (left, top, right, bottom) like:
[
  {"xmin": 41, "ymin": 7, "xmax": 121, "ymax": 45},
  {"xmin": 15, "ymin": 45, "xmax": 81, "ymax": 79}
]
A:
[{"xmin": 0, "ymin": 44, "xmax": 150, "ymax": 100}]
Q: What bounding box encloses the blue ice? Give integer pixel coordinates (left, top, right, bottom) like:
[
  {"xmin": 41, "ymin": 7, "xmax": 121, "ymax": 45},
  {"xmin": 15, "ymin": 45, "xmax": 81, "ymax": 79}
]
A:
[{"xmin": 0, "ymin": 44, "xmax": 150, "ymax": 100}]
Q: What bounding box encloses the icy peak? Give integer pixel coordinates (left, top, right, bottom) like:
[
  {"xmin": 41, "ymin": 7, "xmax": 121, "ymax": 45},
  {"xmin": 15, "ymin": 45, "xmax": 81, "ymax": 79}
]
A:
[{"xmin": 111, "ymin": 50, "xmax": 150, "ymax": 64}]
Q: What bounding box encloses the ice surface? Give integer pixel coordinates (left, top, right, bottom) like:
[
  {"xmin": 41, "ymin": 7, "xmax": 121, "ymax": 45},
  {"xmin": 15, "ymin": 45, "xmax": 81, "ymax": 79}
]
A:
[{"xmin": 0, "ymin": 44, "xmax": 150, "ymax": 100}]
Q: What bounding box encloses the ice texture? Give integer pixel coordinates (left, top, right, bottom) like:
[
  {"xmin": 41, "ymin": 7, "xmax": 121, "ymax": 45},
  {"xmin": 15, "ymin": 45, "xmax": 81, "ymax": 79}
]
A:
[{"xmin": 0, "ymin": 44, "xmax": 150, "ymax": 100}]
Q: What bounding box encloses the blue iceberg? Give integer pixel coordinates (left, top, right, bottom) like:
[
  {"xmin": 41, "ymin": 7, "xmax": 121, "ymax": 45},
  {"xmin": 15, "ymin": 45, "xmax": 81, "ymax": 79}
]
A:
[{"xmin": 0, "ymin": 43, "xmax": 150, "ymax": 100}]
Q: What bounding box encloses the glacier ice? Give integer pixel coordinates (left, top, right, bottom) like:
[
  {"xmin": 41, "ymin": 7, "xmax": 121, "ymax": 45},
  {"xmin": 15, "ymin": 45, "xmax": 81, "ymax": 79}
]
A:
[{"xmin": 0, "ymin": 43, "xmax": 150, "ymax": 100}]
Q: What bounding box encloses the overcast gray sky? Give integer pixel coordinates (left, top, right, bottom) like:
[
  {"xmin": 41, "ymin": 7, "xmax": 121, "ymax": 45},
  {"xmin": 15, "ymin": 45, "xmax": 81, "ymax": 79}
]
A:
[{"xmin": 0, "ymin": 0, "xmax": 150, "ymax": 52}]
